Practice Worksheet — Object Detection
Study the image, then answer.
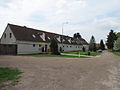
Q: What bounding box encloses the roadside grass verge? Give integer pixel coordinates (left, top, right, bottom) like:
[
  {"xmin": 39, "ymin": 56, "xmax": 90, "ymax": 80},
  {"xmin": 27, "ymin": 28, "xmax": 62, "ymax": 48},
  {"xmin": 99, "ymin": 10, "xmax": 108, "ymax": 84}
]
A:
[
  {"xmin": 20, "ymin": 54, "xmax": 88, "ymax": 58},
  {"xmin": 108, "ymin": 49, "xmax": 120, "ymax": 56},
  {"xmin": 0, "ymin": 67, "xmax": 22, "ymax": 84},
  {"xmin": 112, "ymin": 52, "xmax": 120, "ymax": 56},
  {"xmin": 64, "ymin": 51, "xmax": 101, "ymax": 56}
]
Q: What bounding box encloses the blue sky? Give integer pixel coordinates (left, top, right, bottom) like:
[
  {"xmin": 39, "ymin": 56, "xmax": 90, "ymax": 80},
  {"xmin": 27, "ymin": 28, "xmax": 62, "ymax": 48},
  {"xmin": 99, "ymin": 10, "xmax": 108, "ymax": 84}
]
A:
[{"xmin": 0, "ymin": 0, "xmax": 120, "ymax": 43}]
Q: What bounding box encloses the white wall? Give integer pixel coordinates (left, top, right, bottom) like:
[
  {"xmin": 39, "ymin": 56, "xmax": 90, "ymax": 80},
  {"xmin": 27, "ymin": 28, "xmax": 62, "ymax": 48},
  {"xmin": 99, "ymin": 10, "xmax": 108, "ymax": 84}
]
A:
[
  {"xmin": 17, "ymin": 41, "xmax": 44, "ymax": 54},
  {"xmin": 58, "ymin": 44, "xmax": 84, "ymax": 52},
  {"xmin": 0, "ymin": 25, "xmax": 16, "ymax": 44},
  {"xmin": 0, "ymin": 25, "xmax": 89, "ymax": 54}
]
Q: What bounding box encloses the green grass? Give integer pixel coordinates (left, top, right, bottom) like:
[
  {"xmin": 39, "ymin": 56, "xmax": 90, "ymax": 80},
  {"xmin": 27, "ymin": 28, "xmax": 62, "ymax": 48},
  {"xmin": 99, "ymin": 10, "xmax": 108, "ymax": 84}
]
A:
[
  {"xmin": 0, "ymin": 67, "xmax": 22, "ymax": 83},
  {"xmin": 113, "ymin": 52, "xmax": 120, "ymax": 56},
  {"xmin": 64, "ymin": 51, "xmax": 100, "ymax": 56},
  {"xmin": 108, "ymin": 49, "xmax": 120, "ymax": 56},
  {"xmin": 20, "ymin": 54, "xmax": 88, "ymax": 58}
]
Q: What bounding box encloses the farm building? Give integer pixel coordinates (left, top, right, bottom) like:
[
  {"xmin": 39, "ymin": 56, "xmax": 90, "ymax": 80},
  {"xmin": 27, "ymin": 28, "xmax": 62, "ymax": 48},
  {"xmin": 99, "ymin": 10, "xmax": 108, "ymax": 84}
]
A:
[{"xmin": 0, "ymin": 24, "xmax": 89, "ymax": 55}]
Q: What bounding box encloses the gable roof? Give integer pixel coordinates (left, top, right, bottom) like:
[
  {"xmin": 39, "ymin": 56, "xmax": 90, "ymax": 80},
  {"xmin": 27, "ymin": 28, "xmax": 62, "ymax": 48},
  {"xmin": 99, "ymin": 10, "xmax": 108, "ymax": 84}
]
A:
[{"xmin": 8, "ymin": 23, "xmax": 88, "ymax": 45}]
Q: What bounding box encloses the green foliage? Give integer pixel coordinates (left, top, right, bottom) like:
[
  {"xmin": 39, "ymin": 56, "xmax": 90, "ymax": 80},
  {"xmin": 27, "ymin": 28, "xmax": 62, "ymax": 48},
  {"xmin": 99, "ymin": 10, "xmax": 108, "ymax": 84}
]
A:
[
  {"xmin": 50, "ymin": 38, "xmax": 60, "ymax": 55},
  {"xmin": 82, "ymin": 47, "xmax": 85, "ymax": 52},
  {"xmin": 113, "ymin": 38, "xmax": 120, "ymax": 51},
  {"xmin": 113, "ymin": 52, "xmax": 120, "ymax": 56},
  {"xmin": 106, "ymin": 30, "xmax": 117, "ymax": 49},
  {"xmin": 0, "ymin": 67, "xmax": 22, "ymax": 82},
  {"xmin": 100, "ymin": 40, "xmax": 105, "ymax": 50},
  {"xmin": 73, "ymin": 33, "xmax": 81, "ymax": 38},
  {"xmin": 116, "ymin": 32, "xmax": 120, "ymax": 38},
  {"xmin": 89, "ymin": 36, "xmax": 97, "ymax": 51}
]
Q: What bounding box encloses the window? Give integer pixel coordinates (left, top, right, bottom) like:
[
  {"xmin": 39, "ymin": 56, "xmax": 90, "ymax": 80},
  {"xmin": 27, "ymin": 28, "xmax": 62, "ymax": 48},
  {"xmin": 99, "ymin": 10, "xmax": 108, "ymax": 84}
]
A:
[
  {"xmin": 10, "ymin": 33, "xmax": 12, "ymax": 38},
  {"xmin": 4, "ymin": 33, "xmax": 6, "ymax": 38},
  {"xmin": 39, "ymin": 45, "xmax": 41, "ymax": 47},
  {"xmin": 32, "ymin": 34, "xmax": 36, "ymax": 38},
  {"xmin": 48, "ymin": 37, "xmax": 50, "ymax": 40},
  {"xmin": 33, "ymin": 44, "xmax": 35, "ymax": 47}
]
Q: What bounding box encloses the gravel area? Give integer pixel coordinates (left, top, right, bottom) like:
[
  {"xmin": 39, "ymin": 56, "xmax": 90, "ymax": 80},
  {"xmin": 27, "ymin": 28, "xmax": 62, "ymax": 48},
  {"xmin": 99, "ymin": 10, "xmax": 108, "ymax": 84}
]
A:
[{"xmin": 0, "ymin": 51, "xmax": 120, "ymax": 90}]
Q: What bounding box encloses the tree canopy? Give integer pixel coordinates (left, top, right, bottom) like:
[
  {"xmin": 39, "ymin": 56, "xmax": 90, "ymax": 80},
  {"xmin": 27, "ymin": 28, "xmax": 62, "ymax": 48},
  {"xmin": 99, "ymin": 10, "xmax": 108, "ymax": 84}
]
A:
[
  {"xmin": 100, "ymin": 40, "xmax": 105, "ymax": 50},
  {"xmin": 106, "ymin": 30, "xmax": 117, "ymax": 49},
  {"xmin": 73, "ymin": 33, "xmax": 81, "ymax": 38},
  {"xmin": 89, "ymin": 36, "xmax": 96, "ymax": 51},
  {"xmin": 50, "ymin": 37, "xmax": 60, "ymax": 55},
  {"xmin": 113, "ymin": 38, "xmax": 120, "ymax": 51},
  {"xmin": 117, "ymin": 32, "xmax": 120, "ymax": 38}
]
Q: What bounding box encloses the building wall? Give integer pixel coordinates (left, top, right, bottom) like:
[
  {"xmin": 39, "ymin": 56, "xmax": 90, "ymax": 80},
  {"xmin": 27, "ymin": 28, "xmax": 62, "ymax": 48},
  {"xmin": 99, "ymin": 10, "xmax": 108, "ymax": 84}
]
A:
[
  {"xmin": 17, "ymin": 41, "xmax": 88, "ymax": 54},
  {"xmin": 58, "ymin": 44, "xmax": 84, "ymax": 52},
  {"xmin": 0, "ymin": 25, "xmax": 16, "ymax": 44},
  {"xmin": 0, "ymin": 25, "xmax": 89, "ymax": 54},
  {"xmin": 16, "ymin": 41, "xmax": 44, "ymax": 54}
]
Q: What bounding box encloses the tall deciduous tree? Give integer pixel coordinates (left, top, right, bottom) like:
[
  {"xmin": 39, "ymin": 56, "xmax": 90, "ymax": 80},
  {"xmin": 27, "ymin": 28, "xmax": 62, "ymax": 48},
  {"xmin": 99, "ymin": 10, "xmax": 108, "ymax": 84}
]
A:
[
  {"xmin": 106, "ymin": 30, "xmax": 117, "ymax": 49},
  {"xmin": 117, "ymin": 32, "xmax": 120, "ymax": 38},
  {"xmin": 50, "ymin": 38, "xmax": 60, "ymax": 55},
  {"xmin": 100, "ymin": 40, "xmax": 105, "ymax": 50},
  {"xmin": 113, "ymin": 38, "xmax": 120, "ymax": 51},
  {"xmin": 89, "ymin": 36, "xmax": 96, "ymax": 51}
]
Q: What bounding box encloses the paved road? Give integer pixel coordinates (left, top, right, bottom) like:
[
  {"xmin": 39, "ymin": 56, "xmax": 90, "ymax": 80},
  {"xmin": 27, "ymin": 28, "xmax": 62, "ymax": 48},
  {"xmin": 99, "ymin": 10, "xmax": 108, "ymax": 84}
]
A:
[{"xmin": 0, "ymin": 51, "xmax": 120, "ymax": 90}]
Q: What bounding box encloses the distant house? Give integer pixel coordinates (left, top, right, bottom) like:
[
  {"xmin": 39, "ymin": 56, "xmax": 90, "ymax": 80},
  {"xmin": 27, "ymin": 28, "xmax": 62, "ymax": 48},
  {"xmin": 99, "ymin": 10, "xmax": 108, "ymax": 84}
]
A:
[{"xmin": 0, "ymin": 24, "xmax": 89, "ymax": 55}]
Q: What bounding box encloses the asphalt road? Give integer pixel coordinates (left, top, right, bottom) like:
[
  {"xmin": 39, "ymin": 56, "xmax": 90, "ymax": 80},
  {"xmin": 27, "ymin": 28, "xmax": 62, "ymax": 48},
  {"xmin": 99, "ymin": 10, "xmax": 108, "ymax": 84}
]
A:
[{"xmin": 0, "ymin": 51, "xmax": 120, "ymax": 90}]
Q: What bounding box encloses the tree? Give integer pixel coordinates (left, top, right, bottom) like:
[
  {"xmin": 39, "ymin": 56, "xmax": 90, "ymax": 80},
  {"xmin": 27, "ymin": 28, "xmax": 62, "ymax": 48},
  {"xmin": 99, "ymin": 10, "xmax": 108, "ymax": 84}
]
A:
[
  {"xmin": 82, "ymin": 47, "xmax": 85, "ymax": 52},
  {"xmin": 89, "ymin": 36, "xmax": 96, "ymax": 51},
  {"xmin": 116, "ymin": 32, "xmax": 120, "ymax": 38},
  {"xmin": 106, "ymin": 30, "xmax": 117, "ymax": 49},
  {"xmin": 50, "ymin": 37, "xmax": 60, "ymax": 55},
  {"xmin": 100, "ymin": 40, "xmax": 105, "ymax": 50},
  {"xmin": 113, "ymin": 38, "xmax": 120, "ymax": 51},
  {"xmin": 73, "ymin": 33, "xmax": 77, "ymax": 38},
  {"xmin": 73, "ymin": 33, "xmax": 81, "ymax": 38}
]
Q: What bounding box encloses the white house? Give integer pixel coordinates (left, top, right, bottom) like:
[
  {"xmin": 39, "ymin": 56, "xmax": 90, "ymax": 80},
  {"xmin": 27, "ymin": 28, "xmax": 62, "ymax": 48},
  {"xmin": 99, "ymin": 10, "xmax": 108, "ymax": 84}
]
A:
[{"xmin": 0, "ymin": 24, "xmax": 89, "ymax": 55}]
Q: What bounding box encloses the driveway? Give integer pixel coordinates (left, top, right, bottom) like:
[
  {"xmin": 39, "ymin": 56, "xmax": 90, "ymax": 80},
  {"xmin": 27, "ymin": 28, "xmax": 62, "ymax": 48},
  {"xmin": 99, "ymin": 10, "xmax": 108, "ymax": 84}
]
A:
[{"xmin": 0, "ymin": 51, "xmax": 120, "ymax": 90}]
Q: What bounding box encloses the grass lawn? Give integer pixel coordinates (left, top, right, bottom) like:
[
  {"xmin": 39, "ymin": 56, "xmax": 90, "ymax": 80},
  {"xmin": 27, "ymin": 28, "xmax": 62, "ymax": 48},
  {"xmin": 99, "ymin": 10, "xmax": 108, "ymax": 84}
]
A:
[
  {"xmin": 0, "ymin": 67, "xmax": 22, "ymax": 83},
  {"xmin": 64, "ymin": 51, "xmax": 101, "ymax": 56},
  {"xmin": 113, "ymin": 52, "xmax": 120, "ymax": 56},
  {"xmin": 21, "ymin": 54, "xmax": 88, "ymax": 58},
  {"xmin": 108, "ymin": 49, "xmax": 120, "ymax": 56}
]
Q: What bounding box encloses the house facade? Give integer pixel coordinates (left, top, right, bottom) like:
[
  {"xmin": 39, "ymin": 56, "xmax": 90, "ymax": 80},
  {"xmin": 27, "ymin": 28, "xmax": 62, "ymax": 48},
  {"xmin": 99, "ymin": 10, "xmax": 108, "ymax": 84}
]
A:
[{"xmin": 0, "ymin": 24, "xmax": 89, "ymax": 55}]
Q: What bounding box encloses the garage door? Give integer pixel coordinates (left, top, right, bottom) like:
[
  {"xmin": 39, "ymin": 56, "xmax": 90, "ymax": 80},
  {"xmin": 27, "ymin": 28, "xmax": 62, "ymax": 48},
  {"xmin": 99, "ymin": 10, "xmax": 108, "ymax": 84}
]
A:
[{"xmin": 0, "ymin": 44, "xmax": 17, "ymax": 55}]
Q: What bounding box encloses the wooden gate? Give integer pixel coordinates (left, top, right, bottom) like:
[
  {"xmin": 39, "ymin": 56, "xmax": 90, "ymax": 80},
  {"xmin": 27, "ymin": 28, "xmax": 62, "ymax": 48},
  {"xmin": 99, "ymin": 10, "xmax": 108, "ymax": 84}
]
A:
[{"xmin": 0, "ymin": 44, "xmax": 17, "ymax": 55}]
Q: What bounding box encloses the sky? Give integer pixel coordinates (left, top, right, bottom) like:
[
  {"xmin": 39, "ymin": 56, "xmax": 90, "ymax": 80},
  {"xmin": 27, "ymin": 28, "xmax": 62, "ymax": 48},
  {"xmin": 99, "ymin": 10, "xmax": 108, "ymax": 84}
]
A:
[{"xmin": 0, "ymin": 0, "xmax": 120, "ymax": 43}]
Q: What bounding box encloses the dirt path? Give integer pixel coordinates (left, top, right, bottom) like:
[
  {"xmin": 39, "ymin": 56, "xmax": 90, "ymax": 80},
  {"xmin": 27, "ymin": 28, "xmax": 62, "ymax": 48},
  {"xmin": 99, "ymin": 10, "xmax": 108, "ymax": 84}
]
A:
[{"xmin": 0, "ymin": 51, "xmax": 120, "ymax": 90}]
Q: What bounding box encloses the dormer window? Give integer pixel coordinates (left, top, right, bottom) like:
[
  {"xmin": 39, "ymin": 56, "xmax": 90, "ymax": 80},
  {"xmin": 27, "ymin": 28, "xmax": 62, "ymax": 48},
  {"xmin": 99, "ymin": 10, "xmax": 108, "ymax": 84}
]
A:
[
  {"xmin": 32, "ymin": 34, "xmax": 36, "ymax": 38},
  {"xmin": 33, "ymin": 44, "xmax": 35, "ymax": 47},
  {"xmin": 10, "ymin": 33, "xmax": 12, "ymax": 38},
  {"xmin": 4, "ymin": 33, "xmax": 6, "ymax": 38},
  {"xmin": 40, "ymin": 33, "xmax": 45, "ymax": 41},
  {"xmin": 48, "ymin": 37, "xmax": 50, "ymax": 40}
]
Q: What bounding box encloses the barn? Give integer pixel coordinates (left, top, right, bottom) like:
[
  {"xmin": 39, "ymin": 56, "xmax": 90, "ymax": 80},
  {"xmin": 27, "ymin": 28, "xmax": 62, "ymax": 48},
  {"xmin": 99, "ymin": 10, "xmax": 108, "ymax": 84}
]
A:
[{"xmin": 0, "ymin": 24, "xmax": 89, "ymax": 55}]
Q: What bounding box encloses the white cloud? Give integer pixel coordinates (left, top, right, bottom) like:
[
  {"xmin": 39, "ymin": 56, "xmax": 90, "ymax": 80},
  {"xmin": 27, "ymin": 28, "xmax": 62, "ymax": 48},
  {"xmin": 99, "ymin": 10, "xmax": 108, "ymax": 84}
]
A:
[{"xmin": 0, "ymin": 0, "xmax": 120, "ymax": 43}]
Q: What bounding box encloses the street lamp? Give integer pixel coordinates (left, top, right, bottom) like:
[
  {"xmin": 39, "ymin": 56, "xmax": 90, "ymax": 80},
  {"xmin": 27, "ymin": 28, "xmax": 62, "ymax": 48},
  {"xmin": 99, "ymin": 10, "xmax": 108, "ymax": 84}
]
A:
[{"xmin": 61, "ymin": 22, "xmax": 68, "ymax": 52}]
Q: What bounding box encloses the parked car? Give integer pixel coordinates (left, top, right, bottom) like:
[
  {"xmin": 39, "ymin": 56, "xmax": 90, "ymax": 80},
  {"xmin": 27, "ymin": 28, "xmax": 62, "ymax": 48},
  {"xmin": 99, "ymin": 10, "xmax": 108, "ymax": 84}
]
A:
[{"xmin": 97, "ymin": 49, "xmax": 102, "ymax": 53}]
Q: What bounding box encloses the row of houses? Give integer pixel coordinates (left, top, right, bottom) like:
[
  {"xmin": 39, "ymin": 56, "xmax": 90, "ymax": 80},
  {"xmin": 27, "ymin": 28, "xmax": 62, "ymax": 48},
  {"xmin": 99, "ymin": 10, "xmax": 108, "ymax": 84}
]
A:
[{"xmin": 0, "ymin": 23, "xmax": 89, "ymax": 55}]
